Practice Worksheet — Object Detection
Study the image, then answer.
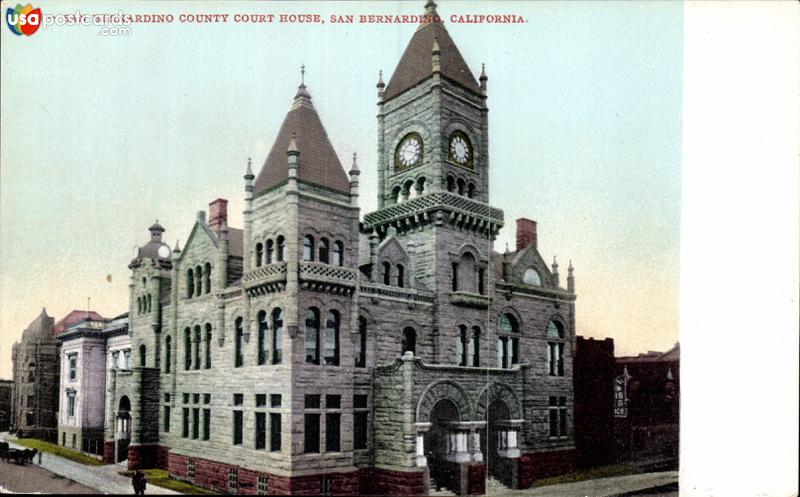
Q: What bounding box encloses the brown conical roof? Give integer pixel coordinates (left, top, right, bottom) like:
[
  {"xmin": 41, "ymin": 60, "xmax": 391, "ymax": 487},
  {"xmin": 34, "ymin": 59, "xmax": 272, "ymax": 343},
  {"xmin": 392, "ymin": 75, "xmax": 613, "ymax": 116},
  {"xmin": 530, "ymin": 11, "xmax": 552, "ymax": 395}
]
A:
[
  {"xmin": 383, "ymin": 17, "xmax": 480, "ymax": 101},
  {"xmin": 253, "ymin": 84, "xmax": 350, "ymax": 195}
]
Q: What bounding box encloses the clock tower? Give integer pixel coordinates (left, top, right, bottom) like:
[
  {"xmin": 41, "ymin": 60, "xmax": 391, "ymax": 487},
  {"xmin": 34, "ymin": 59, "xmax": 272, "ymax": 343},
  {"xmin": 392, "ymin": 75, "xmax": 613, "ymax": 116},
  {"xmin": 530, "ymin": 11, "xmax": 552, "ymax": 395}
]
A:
[{"xmin": 364, "ymin": 0, "xmax": 502, "ymax": 293}]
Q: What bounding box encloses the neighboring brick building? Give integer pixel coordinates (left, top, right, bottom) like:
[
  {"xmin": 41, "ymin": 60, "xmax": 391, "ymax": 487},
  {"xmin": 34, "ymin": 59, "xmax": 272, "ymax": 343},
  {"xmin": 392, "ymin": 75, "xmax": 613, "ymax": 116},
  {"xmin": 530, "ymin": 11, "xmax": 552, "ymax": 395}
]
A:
[
  {"xmin": 614, "ymin": 344, "xmax": 679, "ymax": 470},
  {"xmin": 10, "ymin": 309, "xmax": 59, "ymax": 441},
  {"xmin": 107, "ymin": 2, "xmax": 581, "ymax": 494}
]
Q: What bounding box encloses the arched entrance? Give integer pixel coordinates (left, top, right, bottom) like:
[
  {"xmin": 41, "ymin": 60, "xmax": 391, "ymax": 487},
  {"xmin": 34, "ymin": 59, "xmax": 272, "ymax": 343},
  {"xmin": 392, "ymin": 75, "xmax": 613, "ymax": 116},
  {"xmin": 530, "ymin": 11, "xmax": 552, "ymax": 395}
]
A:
[
  {"xmin": 426, "ymin": 399, "xmax": 460, "ymax": 492},
  {"xmin": 116, "ymin": 396, "xmax": 131, "ymax": 462},
  {"xmin": 482, "ymin": 399, "xmax": 511, "ymax": 480}
]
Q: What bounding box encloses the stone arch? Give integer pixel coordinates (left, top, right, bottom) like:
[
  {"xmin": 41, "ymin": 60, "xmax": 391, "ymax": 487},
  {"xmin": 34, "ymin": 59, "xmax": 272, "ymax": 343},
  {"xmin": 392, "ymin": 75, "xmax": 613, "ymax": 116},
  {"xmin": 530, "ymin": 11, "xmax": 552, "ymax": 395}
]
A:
[
  {"xmin": 496, "ymin": 306, "xmax": 524, "ymax": 331},
  {"xmin": 545, "ymin": 313, "xmax": 569, "ymax": 337},
  {"xmin": 474, "ymin": 382, "xmax": 523, "ymax": 421},
  {"xmin": 453, "ymin": 243, "xmax": 485, "ymax": 263},
  {"xmin": 416, "ymin": 380, "xmax": 472, "ymax": 423}
]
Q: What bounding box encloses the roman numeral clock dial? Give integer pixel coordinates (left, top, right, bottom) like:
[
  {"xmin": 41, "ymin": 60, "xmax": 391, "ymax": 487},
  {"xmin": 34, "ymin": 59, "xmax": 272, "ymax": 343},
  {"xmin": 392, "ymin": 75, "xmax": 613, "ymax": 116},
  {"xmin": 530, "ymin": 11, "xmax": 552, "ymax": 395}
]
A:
[
  {"xmin": 448, "ymin": 132, "xmax": 473, "ymax": 169},
  {"xmin": 395, "ymin": 133, "xmax": 422, "ymax": 170}
]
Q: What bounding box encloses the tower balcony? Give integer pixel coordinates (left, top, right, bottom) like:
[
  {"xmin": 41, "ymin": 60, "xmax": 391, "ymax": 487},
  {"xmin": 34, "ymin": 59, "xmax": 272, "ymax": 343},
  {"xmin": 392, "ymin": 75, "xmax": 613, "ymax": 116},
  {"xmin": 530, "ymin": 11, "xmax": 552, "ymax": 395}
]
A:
[
  {"xmin": 243, "ymin": 262, "xmax": 287, "ymax": 295},
  {"xmin": 299, "ymin": 261, "xmax": 357, "ymax": 295},
  {"xmin": 364, "ymin": 191, "xmax": 504, "ymax": 236}
]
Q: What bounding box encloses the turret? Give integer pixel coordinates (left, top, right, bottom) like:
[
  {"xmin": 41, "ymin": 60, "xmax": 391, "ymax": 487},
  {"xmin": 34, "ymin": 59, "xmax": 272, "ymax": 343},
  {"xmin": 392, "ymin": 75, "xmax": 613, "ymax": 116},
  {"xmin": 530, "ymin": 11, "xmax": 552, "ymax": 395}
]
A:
[
  {"xmin": 567, "ymin": 260, "xmax": 575, "ymax": 293},
  {"xmin": 243, "ymin": 157, "xmax": 254, "ymax": 273},
  {"xmin": 479, "ymin": 63, "xmax": 488, "ymax": 95},
  {"xmin": 349, "ymin": 152, "xmax": 360, "ymax": 207},
  {"xmin": 552, "ymin": 256, "xmax": 560, "ymax": 288},
  {"xmin": 377, "ymin": 70, "xmax": 385, "ymax": 102}
]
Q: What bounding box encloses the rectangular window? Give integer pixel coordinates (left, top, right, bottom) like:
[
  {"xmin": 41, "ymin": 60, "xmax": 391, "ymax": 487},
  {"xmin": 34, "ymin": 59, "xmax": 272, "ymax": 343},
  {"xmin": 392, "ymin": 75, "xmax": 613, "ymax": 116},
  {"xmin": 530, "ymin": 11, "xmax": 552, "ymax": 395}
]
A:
[
  {"xmin": 452, "ymin": 262, "xmax": 459, "ymax": 291},
  {"xmin": 165, "ymin": 393, "xmax": 171, "ymax": 403},
  {"xmin": 187, "ymin": 460, "xmax": 195, "ymax": 479},
  {"xmin": 255, "ymin": 412, "xmax": 267, "ymax": 450},
  {"xmin": 304, "ymin": 414, "xmax": 320, "ymax": 453},
  {"xmin": 233, "ymin": 410, "xmax": 243, "ymax": 445},
  {"xmin": 202, "ymin": 409, "xmax": 211, "ymax": 440},
  {"xmin": 164, "ymin": 405, "xmax": 171, "ymax": 433},
  {"xmin": 66, "ymin": 393, "xmax": 75, "ymax": 417},
  {"xmin": 183, "ymin": 393, "xmax": 190, "ymax": 404},
  {"xmin": 194, "ymin": 328, "xmax": 201, "ymax": 370},
  {"xmin": 497, "ymin": 337, "xmax": 507, "ymax": 368},
  {"xmin": 270, "ymin": 394, "xmax": 282, "ymax": 408},
  {"xmin": 124, "ymin": 349, "xmax": 131, "ymax": 369},
  {"xmin": 193, "ymin": 393, "xmax": 200, "ymax": 404},
  {"xmin": 205, "ymin": 328, "xmax": 212, "ymax": 369},
  {"xmin": 304, "ymin": 394, "xmax": 320, "ymax": 409},
  {"xmin": 27, "ymin": 395, "xmax": 34, "ymax": 408},
  {"xmin": 325, "ymin": 413, "xmax": 341, "ymax": 452},
  {"xmin": 354, "ymin": 411, "xmax": 368, "ymax": 450},
  {"xmin": 192, "ymin": 408, "xmax": 200, "ymax": 439},
  {"xmin": 233, "ymin": 393, "xmax": 243, "ymax": 406},
  {"xmin": 258, "ymin": 324, "xmax": 268, "ymax": 366},
  {"xmin": 256, "ymin": 394, "xmax": 267, "ymax": 407},
  {"xmin": 257, "ymin": 476, "xmax": 269, "ymax": 495},
  {"xmin": 559, "ymin": 396, "xmax": 568, "ymax": 436},
  {"xmin": 557, "ymin": 343, "xmax": 565, "ymax": 376},
  {"xmin": 548, "ymin": 342, "xmax": 565, "ymax": 376},
  {"xmin": 112, "ymin": 351, "xmax": 119, "ymax": 369},
  {"xmin": 270, "ymin": 413, "xmax": 281, "ymax": 452},
  {"xmin": 511, "ymin": 337, "xmax": 520, "ymax": 365},
  {"xmin": 182, "ymin": 408, "xmax": 190, "ymax": 438},
  {"xmin": 72, "ymin": 433, "xmax": 76, "ymax": 448},
  {"xmin": 549, "ymin": 397, "xmax": 558, "ymax": 437},
  {"xmin": 325, "ymin": 395, "xmax": 341, "ymax": 409},
  {"xmin": 68, "ymin": 354, "xmax": 77, "ymax": 381},
  {"xmin": 458, "ymin": 329, "xmax": 467, "ymax": 366},
  {"xmin": 478, "ymin": 268, "xmax": 485, "ymax": 294},
  {"xmin": 203, "ymin": 394, "xmax": 211, "ymax": 404},
  {"xmin": 353, "ymin": 394, "xmax": 368, "ymax": 409}
]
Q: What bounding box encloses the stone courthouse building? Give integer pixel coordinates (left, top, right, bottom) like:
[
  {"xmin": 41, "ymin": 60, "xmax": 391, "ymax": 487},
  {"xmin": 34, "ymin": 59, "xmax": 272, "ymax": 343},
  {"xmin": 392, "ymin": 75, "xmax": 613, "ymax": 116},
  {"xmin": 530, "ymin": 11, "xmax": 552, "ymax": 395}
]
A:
[{"xmin": 110, "ymin": 2, "xmax": 579, "ymax": 494}]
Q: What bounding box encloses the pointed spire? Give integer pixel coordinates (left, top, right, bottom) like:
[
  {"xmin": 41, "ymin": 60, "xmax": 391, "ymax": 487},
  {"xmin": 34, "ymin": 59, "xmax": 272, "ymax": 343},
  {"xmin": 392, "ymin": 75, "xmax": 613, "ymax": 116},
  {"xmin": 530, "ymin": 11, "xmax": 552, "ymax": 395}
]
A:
[
  {"xmin": 350, "ymin": 152, "xmax": 360, "ymax": 175},
  {"xmin": 567, "ymin": 260, "xmax": 575, "ymax": 293},
  {"xmin": 173, "ymin": 239, "xmax": 181, "ymax": 252},
  {"xmin": 479, "ymin": 63, "xmax": 488, "ymax": 94},
  {"xmin": 376, "ymin": 70, "xmax": 385, "ymax": 89},
  {"xmin": 552, "ymin": 256, "xmax": 560, "ymax": 287},
  {"xmin": 293, "ymin": 64, "xmax": 311, "ymax": 102},
  {"xmin": 244, "ymin": 157, "xmax": 254, "ymax": 180}
]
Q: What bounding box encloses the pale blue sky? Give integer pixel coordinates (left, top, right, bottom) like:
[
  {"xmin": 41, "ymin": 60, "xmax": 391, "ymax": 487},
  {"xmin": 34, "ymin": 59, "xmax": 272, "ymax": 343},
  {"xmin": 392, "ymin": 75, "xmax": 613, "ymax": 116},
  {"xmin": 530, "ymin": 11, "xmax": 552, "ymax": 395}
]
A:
[{"xmin": 0, "ymin": 1, "xmax": 682, "ymax": 378}]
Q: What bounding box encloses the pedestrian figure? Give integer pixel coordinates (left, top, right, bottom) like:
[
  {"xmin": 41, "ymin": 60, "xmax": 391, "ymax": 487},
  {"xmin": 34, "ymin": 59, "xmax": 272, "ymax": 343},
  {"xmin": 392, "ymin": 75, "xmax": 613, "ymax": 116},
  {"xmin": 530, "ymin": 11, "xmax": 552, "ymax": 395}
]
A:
[
  {"xmin": 37, "ymin": 451, "xmax": 42, "ymax": 464},
  {"xmin": 132, "ymin": 470, "xmax": 147, "ymax": 495}
]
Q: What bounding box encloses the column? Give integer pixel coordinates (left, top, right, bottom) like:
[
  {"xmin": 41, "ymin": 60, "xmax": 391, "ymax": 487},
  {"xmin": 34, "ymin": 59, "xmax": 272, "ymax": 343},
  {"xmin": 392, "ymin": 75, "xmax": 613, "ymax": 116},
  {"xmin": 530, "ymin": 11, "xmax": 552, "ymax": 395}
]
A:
[
  {"xmin": 472, "ymin": 431, "xmax": 483, "ymax": 462},
  {"xmin": 416, "ymin": 434, "xmax": 427, "ymax": 467}
]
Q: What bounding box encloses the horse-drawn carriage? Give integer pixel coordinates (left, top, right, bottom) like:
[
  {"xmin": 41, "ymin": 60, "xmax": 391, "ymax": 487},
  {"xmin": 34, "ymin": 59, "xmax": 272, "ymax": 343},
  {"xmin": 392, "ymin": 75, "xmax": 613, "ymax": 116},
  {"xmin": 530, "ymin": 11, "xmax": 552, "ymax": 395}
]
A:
[{"xmin": 0, "ymin": 442, "xmax": 38, "ymax": 465}]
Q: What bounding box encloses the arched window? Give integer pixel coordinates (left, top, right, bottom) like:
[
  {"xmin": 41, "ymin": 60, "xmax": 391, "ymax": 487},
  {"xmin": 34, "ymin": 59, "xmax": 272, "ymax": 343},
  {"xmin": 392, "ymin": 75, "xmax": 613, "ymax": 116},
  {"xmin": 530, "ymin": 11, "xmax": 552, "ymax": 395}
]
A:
[
  {"xmin": 266, "ymin": 239, "xmax": 274, "ymax": 264},
  {"xmin": 257, "ymin": 310, "xmax": 268, "ymax": 366},
  {"xmin": 187, "ymin": 269, "xmax": 194, "ymax": 298},
  {"xmin": 332, "ymin": 241, "xmax": 344, "ymax": 266},
  {"xmin": 234, "ymin": 317, "xmax": 244, "ymax": 368},
  {"xmin": 194, "ymin": 325, "xmax": 201, "ymax": 370},
  {"xmin": 467, "ymin": 183, "xmax": 476, "ymax": 199},
  {"xmin": 546, "ymin": 320, "xmax": 566, "ymax": 376},
  {"xmin": 255, "ymin": 243, "xmax": 263, "ymax": 267},
  {"xmin": 27, "ymin": 368, "xmax": 34, "ymax": 382},
  {"xmin": 318, "ymin": 238, "xmax": 329, "ymax": 264},
  {"xmin": 184, "ymin": 327, "xmax": 191, "ymax": 370},
  {"xmin": 523, "ymin": 268, "xmax": 541, "ymax": 286},
  {"xmin": 195, "ymin": 265, "xmax": 203, "ymax": 296},
  {"xmin": 416, "ymin": 177, "xmax": 426, "ymax": 196},
  {"xmin": 303, "ymin": 236, "xmax": 314, "ymax": 262},
  {"xmin": 401, "ymin": 327, "xmax": 416, "ymax": 356},
  {"xmin": 355, "ymin": 317, "xmax": 367, "ymax": 368},
  {"xmin": 276, "ymin": 236, "xmax": 285, "ymax": 262},
  {"xmin": 496, "ymin": 314, "xmax": 520, "ymax": 368},
  {"xmin": 452, "ymin": 262, "xmax": 459, "ymax": 291},
  {"xmin": 403, "ymin": 180, "xmax": 414, "ymax": 201},
  {"xmin": 391, "ymin": 186, "xmax": 401, "ymax": 204},
  {"xmin": 164, "ymin": 335, "xmax": 172, "ymax": 373},
  {"xmin": 204, "ymin": 323, "xmax": 212, "ymax": 369},
  {"xmin": 470, "ymin": 327, "xmax": 481, "ymax": 366},
  {"xmin": 460, "ymin": 252, "xmax": 477, "ymax": 293},
  {"xmin": 382, "ymin": 261, "xmax": 391, "ymax": 285},
  {"xmin": 447, "ymin": 175, "xmax": 456, "ymax": 192},
  {"xmin": 139, "ymin": 344, "xmax": 146, "ymax": 367},
  {"xmin": 204, "ymin": 263, "xmax": 211, "ymax": 294},
  {"xmin": 397, "ymin": 264, "xmax": 405, "ymax": 288},
  {"xmin": 147, "ymin": 294, "xmax": 152, "ymax": 313},
  {"xmin": 478, "ymin": 268, "xmax": 486, "ymax": 295},
  {"xmin": 137, "ymin": 297, "xmax": 141, "ymax": 315},
  {"xmin": 324, "ymin": 310, "xmax": 340, "ymax": 366},
  {"xmin": 272, "ymin": 308, "xmax": 283, "ymax": 364},
  {"xmin": 457, "ymin": 178, "xmax": 466, "ymax": 196},
  {"xmin": 305, "ymin": 308, "xmax": 320, "ymax": 364}
]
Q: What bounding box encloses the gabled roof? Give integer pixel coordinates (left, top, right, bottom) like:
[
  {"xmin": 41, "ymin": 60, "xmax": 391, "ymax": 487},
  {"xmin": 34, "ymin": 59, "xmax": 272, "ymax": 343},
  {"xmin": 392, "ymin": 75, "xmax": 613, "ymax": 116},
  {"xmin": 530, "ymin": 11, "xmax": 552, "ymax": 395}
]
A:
[
  {"xmin": 253, "ymin": 84, "xmax": 350, "ymax": 195},
  {"xmin": 54, "ymin": 310, "xmax": 105, "ymax": 335},
  {"xmin": 383, "ymin": 6, "xmax": 480, "ymax": 101}
]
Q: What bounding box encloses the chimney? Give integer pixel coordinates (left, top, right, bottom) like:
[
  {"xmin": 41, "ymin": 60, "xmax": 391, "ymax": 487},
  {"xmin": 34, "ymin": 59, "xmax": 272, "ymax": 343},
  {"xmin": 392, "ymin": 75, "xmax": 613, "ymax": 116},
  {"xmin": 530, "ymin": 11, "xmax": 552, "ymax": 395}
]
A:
[
  {"xmin": 208, "ymin": 198, "xmax": 228, "ymax": 231},
  {"xmin": 516, "ymin": 218, "xmax": 537, "ymax": 251}
]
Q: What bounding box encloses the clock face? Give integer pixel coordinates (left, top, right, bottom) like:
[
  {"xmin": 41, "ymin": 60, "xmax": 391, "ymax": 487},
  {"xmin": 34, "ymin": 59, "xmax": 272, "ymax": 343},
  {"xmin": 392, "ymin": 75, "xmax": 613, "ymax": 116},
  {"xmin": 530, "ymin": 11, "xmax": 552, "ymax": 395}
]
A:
[
  {"xmin": 449, "ymin": 132, "xmax": 473, "ymax": 168},
  {"xmin": 157, "ymin": 245, "xmax": 171, "ymax": 259},
  {"xmin": 395, "ymin": 134, "xmax": 422, "ymax": 170}
]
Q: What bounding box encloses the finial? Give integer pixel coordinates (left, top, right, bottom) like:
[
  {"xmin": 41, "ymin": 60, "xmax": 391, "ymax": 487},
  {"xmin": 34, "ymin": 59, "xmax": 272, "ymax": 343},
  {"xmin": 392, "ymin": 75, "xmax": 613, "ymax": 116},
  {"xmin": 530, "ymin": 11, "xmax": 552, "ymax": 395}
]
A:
[
  {"xmin": 424, "ymin": 0, "xmax": 438, "ymax": 17},
  {"xmin": 568, "ymin": 260, "xmax": 574, "ymax": 272},
  {"xmin": 552, "ymin": 255, "xmax": 558, "ymax": 267},
  {"xmin": 300, "ymin": 63, "xmax": 305, "ymax": 85},
  {"xmin": 174, "ymin": 239, "xmax": 181, "ymax": 252},
  {"xmin": 351, "ymin": 152, "xmax": 359, "ymax": 173},
  {"xmin": 480, "ymin": 63, "xmax": 487, "ymax": 81},
  {"xmin": 288, "ymin": 132, "xmax": 299, "ymax": 155},
  {"xmin": 245, "ymin": 157, "xmax": 254, "ymax": 178},
  {"xmin": 432, "ymin": 35, "xmax": 441, "ymax": 55},
  {"xmin": 377, "ymin": 70, "xmax": 385, "ymax": 88}
]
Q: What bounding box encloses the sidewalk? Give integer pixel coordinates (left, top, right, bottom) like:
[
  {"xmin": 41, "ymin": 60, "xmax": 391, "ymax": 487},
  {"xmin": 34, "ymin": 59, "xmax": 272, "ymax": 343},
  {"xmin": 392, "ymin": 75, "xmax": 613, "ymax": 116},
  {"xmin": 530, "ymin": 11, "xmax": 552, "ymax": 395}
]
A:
[
  {"xmin": 2, "ymin": 437, "xmax": 178, "ymax": 495},
  {"xmin": 494, "ymin": 471, "xmax": 678, "ymax": 497}
]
